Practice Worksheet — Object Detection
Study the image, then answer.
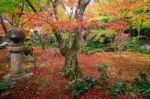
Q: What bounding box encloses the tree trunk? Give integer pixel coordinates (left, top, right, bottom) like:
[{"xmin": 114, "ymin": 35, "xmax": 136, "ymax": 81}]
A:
[
  {"xmin": 137, "ymin": 19, "xmax": 144, "ymax": 39},
  {"xmin": 63, "ymin": 48, "xmax": 82, "ymax": 80},
  {"xmin": 61, "ymin": 36, "xmax": 82, "ymax": 80},
  {"xmin": 40, "ymin": 35, "xmax": 46, "ymax": 51}
]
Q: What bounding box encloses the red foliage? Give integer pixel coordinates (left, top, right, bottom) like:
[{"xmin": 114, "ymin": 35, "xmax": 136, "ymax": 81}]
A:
[
  {"xmin": 20, "ymin": 13, "xmax": 101, "ymax": 33},
  {"xmin": 105, "ymin": 20, "xmax": 128, "ymax": 30}
]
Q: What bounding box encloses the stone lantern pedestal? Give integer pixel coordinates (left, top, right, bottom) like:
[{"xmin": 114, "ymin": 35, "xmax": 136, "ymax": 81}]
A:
[{"xmin": 10, "ymin": 45, "xmax": 24, "ymax": 75}]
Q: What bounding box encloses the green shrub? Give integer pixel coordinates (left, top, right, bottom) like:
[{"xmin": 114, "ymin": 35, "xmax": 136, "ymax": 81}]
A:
[
  {"xmin": 100, "ymin": 73, "xmax": 109, "ymax": 82},
  {"xmin": 96, "ymin": 64, "xmax": 109, "ymax": 84},
  {"xmin": 44, "ymin": 34, "xmax": 58, "ymax": 48},
  {"xmin": 104, "ymin": 68, "xmax": 129, "ymax": 99},
  {"xmin": 132, "ymin": 7, "xmax": 145, "ymax": 14},
  {"xmin": 66, "ymin": 76, "xmax": 96, "ymax": 98},
  {"xmin": 123, "ymin": 36, "xmax": 150, "ymax": 54},
  {"xmin": 96, "ymin": 64, "xmax": 108, "ymax": 72},
  {"xmin": 23, "ymin": 46, "xmax": 33, "ymax": 56},
  {"xmin": 133, "ymin": 69, "xmax": 150, "ymax": 98},
  {"xmin": 137, "ymin": 48, "xmax": 150, "ymax": 54},
  {"xmin": 62, "ymin": 68, "xmax": 74, "ymax": 80},
  {"xmin": 123, "ymin": 37, "xmax": 139, "ymax": 50},
  {"xmin": 106, "ymin": 80, "xmax": 129, "ymax": 99},
  {"xmin": 0, "ymin": 81, "xmax": 9, "ymax": 92},
  {"xmin": 81, "ymin": 29, "xmax": 114, "ymax": 53},
  {"xmin": 81, "ymin": 40, "xmax": 107, "ymax": 54}
]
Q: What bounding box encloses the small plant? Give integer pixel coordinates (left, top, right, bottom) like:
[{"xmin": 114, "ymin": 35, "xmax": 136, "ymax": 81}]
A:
[
  {"xmin": 106, "ymin": 80, "xmax": 129, "ymax": 99},
  {"xmin": 66, "ymin": 76, "xmax": 96, "ymax": 98},
  {"xmin": 96, "ymin": 64, "xmax": 108, "ymax": 72},
  {"xmin": 39, "ymin": 76, "xmax": 49, "ymax": 87},
  {"xmin": 96, "ymin": 64, "xmax": 109, "ymax": 84},
  {"xmin": 100, "ymin": 73, "xmax": 109, "ymax": 83},
  {"xmin": 63, "ymin": 68, "xmax": 74, "ymax": 80},
  {"xmin": 133, "ymin": 69, "xmax": 150, "ymax": 98},
  {"xmin": 0, "ymin": 81, "xmax": 9, "ymax": 92},
  {"xmin": 106, "ymin": 68, "xmax": 129, "ymax": 99}
]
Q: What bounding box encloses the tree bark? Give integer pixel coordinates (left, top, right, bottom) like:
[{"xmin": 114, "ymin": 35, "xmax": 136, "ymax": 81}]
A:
[
  {"xmin": 63, "ymin": 39, "xmax": 82, "ymax": 80},
  {"xmin": 63, "ymin": 0, "xmax": 91, "ymax": 80}
]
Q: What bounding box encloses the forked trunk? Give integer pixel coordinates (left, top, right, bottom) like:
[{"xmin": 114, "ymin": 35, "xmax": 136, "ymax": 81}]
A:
[{"xmin": 51, "ymin": 0, "xmax": 91, "ymax": 81}]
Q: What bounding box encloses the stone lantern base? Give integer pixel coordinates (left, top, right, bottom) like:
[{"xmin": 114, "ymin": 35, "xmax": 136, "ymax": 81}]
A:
[{"xmin": 3, "ymin": 72, "xmax": 33, "ymax": 83}]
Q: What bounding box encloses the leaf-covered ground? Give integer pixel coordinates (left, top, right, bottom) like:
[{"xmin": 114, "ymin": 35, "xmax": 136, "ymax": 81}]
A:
[
  {"xmin": 0, "ymin": 47, "xmax": 150, "ymax": 99},
  {"xmin": 0, "ymin": 49, "xmax": 10, "ymax": 82}
]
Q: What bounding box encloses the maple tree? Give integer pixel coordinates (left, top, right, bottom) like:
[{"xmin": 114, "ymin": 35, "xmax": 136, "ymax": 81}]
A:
[
  {"xmin": 0, "ymin": 0, "xmax": 23, "ymax": 33},
  {"xmin": 96, "ymin": 0, "xmax": 149, "ymax": 53},
  {"xmin": 97, "ymin": 0, "xmax": 131, "ymax": 53},
  {"xmin": 0, "ymin": 0, "xmax": 38, "ymax": 33},
  {"xmin": 43, "ymin": 0, "xmax": 91, "ymax": 80},
  {"xmin": 129, "ymin": 0, "xmax": 150, "ymax": 38}
]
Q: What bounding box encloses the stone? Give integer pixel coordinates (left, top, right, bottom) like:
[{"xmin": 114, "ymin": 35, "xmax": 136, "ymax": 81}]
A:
[
  {"xmin": 6, "ymin": 28, "xmax": 25, "ymax": 44},
  {"xmin": 0, "ymin": 91, "xmax": 11, "ymax": 99},
  {"xmin": 11, "ymin": 53, "xmax": 23, "ymax": 74},
  {"xmin": 140, "ymin": 44, "xmax": 150, "ymax": 50},
  {"xmin": 3, "ymin": 73, "xmax": 33, "ymax": 83}
]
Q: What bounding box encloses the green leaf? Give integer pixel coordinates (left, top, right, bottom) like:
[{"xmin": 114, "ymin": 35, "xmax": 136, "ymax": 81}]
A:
[{"xmin": 0, "ymin": 0, "xmax": 24, "ymax": 14}]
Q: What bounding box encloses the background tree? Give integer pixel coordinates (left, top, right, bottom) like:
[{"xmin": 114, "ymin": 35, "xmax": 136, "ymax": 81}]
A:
[
  {"xmin": 0, "ymin": 0, "xmax": 39, "ymax": 33},
  {"xmin": 97, "ymin": 0, "xmax": 148, "ymax": 54},
  {"xmin": 0, "ymin": 0, "xmax": 24, "ymax": 33},
  {"xmin": 129, "ymin": 0, "xmax": 150, "ymax": 39}
]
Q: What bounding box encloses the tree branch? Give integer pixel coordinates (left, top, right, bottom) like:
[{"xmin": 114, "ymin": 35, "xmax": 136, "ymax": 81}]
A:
[
  {"xmin": 51, "ymin": 0, "xmax": 59, "ymax": 20},
  {"xmin": 25, "ymin": 0, "xmax": 37, "ymax": 13},
  {"xmin": 74, "ymin": 0, "xmax": 91, "ymax": 20},
  {"xmin": 46, "ymin": 0, "xmax": 53, "ymax": 16},
  {"xmin": 0, "ymin": 15, "xmax": 7, "ymax": 33},
  {"xmin": 18, "ymin": 3, "xmax": 25, "ymax": 17},
  {"xmin": 74, "ymin": 0, "xmax": 91, "ymax": 48},
  {"xmin": 50, "ymin": 0, "xmax": 68, "ymax": 55}
]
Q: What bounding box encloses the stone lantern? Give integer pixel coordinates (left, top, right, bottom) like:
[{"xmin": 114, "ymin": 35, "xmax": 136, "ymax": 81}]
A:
[{"xmin": 4, "ymin": 28, "xmax": 31, "ymax": 81}]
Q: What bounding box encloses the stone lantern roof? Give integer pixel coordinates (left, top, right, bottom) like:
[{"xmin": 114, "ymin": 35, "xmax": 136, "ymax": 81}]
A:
[{"xmin": 6, "ymin": 29, "xmax": 25, "ymax": 40}]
